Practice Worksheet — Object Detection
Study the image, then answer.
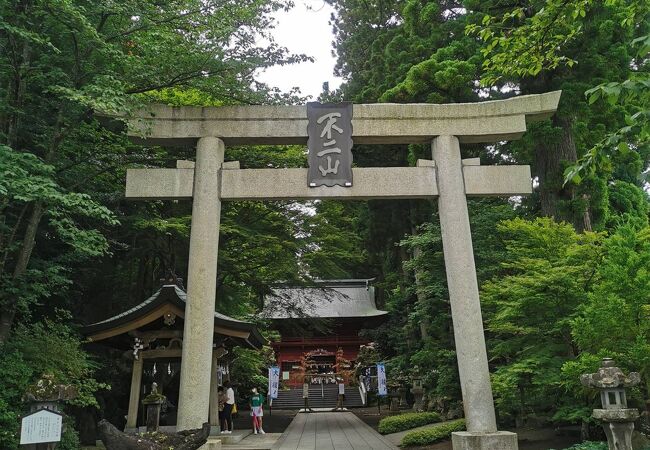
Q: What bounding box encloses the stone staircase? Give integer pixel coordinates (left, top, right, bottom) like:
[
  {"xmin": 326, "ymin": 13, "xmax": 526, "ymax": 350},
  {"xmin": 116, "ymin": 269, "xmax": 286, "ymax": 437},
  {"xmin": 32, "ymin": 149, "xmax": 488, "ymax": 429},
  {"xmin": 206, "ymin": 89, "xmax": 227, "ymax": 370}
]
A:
[{"xmin": 270, "ymin": 384, "xmax": 364, "ymax": 410}]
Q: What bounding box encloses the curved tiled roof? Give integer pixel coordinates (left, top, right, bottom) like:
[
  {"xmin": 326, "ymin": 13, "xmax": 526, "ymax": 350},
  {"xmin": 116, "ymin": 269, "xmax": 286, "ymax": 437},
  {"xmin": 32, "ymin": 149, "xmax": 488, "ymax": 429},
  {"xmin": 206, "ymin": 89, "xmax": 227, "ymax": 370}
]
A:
[
  {"xmin": 261, "ymin": 279, "xmax": 388, "ymax": 319},
  {"xmin": 82, "ymin": 285, "xmax": 266, "ymax": 349}
]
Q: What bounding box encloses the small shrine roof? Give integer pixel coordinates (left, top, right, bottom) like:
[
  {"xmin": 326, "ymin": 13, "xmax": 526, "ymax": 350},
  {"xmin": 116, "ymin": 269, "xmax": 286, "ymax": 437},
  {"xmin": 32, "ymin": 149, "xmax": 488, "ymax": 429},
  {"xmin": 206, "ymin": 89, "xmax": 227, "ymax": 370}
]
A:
[
  {"xmin": 82, "ymin": 284, "xmax": 265, "ymax": 349},
  {"xmin": 261, "ymin": 279, "xmax": 388, "ymax": 319}
]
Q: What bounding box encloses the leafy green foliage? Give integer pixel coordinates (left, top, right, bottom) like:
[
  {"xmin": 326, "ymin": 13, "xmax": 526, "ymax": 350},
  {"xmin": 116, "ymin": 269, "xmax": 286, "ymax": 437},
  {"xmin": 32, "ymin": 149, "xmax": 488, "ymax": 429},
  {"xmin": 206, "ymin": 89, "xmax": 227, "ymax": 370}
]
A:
[
  {"xmin": 566, "ymin": 34, "xmax": 650, "ymax": 184},
  {"xmin": 400, "ymin": 419, "xmax": 466, "ymax": 447},
  {"xmin": 551, "ymin": 442, "xmax": 608, "ymax": 450},
  {"xmin": 466, "ymin": 0, "xmax": 591, "ymax": 85},
  {"xmin": 378, "ymin": 412, "xmax": 442, "ymax": 434},
  {"xmin": 480, "ymin": 217, "xmax": 650, "ymax": 424},
  {"xmin": 58, "ymin": 417, "xmax": 81, "ymax": 450},
  {"xmin": 467, "ymin": 0, "xmax": 648, "ymax": 86},
  {"xmin": 482, "ymin": 217, "xmax": 604, "ymax": 422},
  {"xmin": 0, "ymin": 0, "xmax": 646, "ymax": 442},
  {"xmin": 0, "ymin": 320, "xmax": 106, "ymax": 448},
  {"xmin": 466, "ymin": 0, "xmax": 649, "ymax": 224},
  {"xmin": 0, "ymin": 0, "xmax": 310, "ymax": 341},
  {"xmin": 230, "ymin": 346, "xmax": 275, "ymax": 402},
  {"xmin": 571, "ymin": 225, "xmax": 650, "ymax": 398},
  {"xmin": 301, "ymin": 201, "xmax": 368, "ymax": 279}
]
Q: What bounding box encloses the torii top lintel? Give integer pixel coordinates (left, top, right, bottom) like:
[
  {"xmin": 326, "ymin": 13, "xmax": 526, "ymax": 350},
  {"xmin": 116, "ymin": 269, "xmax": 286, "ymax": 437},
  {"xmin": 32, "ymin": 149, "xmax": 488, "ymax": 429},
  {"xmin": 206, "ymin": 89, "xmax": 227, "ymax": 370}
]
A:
[{"xmin": 125, "ymin": 91, "xmax": 561, "ymax": 146}]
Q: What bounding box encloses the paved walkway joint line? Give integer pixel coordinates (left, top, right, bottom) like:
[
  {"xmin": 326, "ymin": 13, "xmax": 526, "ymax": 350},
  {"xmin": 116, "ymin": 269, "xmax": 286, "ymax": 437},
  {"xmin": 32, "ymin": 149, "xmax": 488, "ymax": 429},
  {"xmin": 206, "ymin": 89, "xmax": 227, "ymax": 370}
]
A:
[{"xmin": 272, "ymin": 412, "xmax": 398, "ymax": 450}]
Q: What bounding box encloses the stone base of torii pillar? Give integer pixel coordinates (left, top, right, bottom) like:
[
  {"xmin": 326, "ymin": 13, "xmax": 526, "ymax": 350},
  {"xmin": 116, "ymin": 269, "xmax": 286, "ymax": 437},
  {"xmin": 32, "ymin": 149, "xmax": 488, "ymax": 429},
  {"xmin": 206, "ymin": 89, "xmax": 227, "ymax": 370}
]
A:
[{"xmin": 452, "ymin": 431, "xmax": 519, "ymax": 449}]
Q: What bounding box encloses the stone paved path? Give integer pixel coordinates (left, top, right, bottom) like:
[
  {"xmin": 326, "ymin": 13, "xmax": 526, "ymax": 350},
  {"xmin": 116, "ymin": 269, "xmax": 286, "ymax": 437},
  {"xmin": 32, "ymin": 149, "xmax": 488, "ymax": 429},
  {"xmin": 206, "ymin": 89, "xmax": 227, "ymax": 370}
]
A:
[{"xmin": 272, "ymin": 412, "xmax": 398, "ymax": 450}]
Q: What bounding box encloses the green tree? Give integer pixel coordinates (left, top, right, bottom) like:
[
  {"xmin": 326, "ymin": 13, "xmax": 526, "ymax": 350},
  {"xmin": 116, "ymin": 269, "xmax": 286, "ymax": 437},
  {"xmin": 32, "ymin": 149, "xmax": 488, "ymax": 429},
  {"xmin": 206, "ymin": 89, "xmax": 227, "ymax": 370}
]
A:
[
  {"xmin": 570, "ymin": 225, "xmax": 650, "ymax": 400},
  {"xmin": 467, "ymin": 0, "xmax": 649, "ymax": 228},
  {"xmin": 481, "ymin": 218, "xmax": 604, "ymax": 423},
  {"xmin": 0, "ymin": 145, "xmax": 117, "ymax": 341},
  {"xmin": 0, "ymin": 0, "xmax": 305, "ymax": 342},
  {"xmin": 301, "ymin": 200, "xmax": 368, "ymax": 279}
]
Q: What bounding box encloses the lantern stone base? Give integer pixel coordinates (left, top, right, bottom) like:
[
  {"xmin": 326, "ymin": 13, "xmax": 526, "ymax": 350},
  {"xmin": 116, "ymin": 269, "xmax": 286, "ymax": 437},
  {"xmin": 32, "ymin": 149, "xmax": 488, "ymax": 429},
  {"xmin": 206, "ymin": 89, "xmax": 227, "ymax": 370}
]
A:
[
  {"xmin": 593, "ymin": 408, "xmax": 639, "ymax": 450},
  {"xmin": 452, "ymin": 431, "xmax": 519, "ymax": 450}
]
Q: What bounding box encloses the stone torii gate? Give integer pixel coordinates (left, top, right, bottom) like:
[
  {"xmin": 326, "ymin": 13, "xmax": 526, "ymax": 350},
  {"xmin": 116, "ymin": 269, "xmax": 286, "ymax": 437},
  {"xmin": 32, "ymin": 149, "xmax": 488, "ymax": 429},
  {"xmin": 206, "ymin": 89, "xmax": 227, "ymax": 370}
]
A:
[{"xmin": 122, "ymin": 91, "xmax": 561, "ymax": 449}]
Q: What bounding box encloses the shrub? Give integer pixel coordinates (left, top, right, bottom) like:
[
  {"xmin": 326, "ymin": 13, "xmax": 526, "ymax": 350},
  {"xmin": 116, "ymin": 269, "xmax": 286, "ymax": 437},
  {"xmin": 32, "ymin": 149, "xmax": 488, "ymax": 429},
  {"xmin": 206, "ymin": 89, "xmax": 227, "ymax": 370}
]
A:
[
  {"xmin": 550, "ymin": 443, "xmax": 607, "ymax": 450},
  {"xmin": 378, "ymin": 412, "xmax": 442, "ymax": 434},
  {"xmin": 58, "ymin": 419, "xmax": 80, "ymax": 450},
  {"xmin": 401, "ymin": 419, "xmax": 466, "ymax": 447}
]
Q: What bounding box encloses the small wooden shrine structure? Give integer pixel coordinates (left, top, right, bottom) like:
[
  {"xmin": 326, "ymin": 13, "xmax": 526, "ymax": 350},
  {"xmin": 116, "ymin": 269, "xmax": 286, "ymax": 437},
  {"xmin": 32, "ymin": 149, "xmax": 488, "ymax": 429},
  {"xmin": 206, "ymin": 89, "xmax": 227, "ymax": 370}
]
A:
[
  {"xmin": 261, "ymin": 279, "xmax": 387, "ymax": 386},
  {"xmin": 83, "ymin": 276, "xmax": 265, "ymax": 432}
]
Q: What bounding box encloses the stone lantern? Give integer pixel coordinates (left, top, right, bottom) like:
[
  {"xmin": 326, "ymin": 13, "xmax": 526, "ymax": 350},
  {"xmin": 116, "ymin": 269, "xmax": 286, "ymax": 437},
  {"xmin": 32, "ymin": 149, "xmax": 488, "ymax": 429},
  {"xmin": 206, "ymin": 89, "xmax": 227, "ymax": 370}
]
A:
[
  {"xmin": 411, "ymin": 378, "xmax": 425, "ymax": 411},
  {"xmin": 580, "ymin": 358, "xmax": 641, "ymax": 450},
  {"xmin": 142, "ymin": 382, "xmax": 166, "ymax": 432}
]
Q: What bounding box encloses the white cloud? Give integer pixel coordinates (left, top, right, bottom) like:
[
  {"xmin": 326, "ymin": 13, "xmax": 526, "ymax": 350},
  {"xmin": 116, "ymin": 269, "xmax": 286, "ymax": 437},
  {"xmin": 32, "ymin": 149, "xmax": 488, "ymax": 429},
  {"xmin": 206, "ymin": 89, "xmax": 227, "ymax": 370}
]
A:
[{"xmin": 257, "ymin": 1, "xmax": 343, "ymax": 99}]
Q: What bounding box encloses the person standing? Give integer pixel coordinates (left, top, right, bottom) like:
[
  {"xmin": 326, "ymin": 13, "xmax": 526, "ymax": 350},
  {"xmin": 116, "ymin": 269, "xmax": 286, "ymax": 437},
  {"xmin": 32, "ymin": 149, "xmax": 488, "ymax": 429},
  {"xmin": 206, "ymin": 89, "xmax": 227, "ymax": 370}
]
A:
[
  {"xmin": 335, "ymin": 378, "xmax": 345, "ymax": 411},
  {"xmin": 302, "ymin": 381, "xmax": 313, "ymax": 412},
  {"xmin": 217, "ymin": 386, "xmax": 227, "ymax": 432},
  {"xmin": 249, "ymin": 388, "xmax": 265, "ymax": 434},
  {"xmin": 221, "ymin": 380, "xmax": 235, "ymax": 434}
]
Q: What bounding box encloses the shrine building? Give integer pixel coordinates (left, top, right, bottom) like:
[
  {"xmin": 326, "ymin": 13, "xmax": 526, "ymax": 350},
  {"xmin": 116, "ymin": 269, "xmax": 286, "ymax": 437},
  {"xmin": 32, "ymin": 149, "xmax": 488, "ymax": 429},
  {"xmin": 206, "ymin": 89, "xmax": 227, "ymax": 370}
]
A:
[
  {"xmin": 261, "ymin": 279, "xmax": 387, "ymax": 386},
  {"xmin": 82, "ymin": 275, "xmax": 265, "ymax": 432}
]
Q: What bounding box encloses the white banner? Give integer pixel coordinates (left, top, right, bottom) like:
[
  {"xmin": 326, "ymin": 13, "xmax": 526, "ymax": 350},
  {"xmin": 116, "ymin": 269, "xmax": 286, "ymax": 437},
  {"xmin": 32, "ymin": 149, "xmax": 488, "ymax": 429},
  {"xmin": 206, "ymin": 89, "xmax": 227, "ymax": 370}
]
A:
[
  {"xmin": 377, "ymin": 363, "xmax": 387, "ymax": 396},
  {"xmin": 268, "ymin": 366, "xmax": 280, "ymax": 399}
]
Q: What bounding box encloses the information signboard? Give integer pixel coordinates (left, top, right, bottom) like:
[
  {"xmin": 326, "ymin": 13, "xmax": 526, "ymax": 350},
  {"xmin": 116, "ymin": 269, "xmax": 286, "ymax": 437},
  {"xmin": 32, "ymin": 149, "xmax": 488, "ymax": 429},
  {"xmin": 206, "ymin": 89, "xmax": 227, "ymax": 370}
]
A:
[{"xmin": 20, "ymin": 409, "xmax": 63, "ymax": 445}]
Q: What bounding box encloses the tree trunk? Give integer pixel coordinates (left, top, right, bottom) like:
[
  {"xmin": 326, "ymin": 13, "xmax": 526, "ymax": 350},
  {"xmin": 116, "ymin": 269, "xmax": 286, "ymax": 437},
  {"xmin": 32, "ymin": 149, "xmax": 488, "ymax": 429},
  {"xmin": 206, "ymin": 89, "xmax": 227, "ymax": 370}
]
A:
[
  {"xmin": 534, "ymin": 114, "xmax": 590, "ymax": 230},
  {"xmin": 4, "ymin": 1, "xmax": 32, "ymax": 148},
  {"xmin": 412, "ymin": 245, "xmax": 430, "ymax": 340},
  {"xmin": 0, "ymin": 201, "xmax": 44, "ymax": 344},
  {"xmin": 0, "ymin": 104, "xmax": 65, "ymax": 343}
]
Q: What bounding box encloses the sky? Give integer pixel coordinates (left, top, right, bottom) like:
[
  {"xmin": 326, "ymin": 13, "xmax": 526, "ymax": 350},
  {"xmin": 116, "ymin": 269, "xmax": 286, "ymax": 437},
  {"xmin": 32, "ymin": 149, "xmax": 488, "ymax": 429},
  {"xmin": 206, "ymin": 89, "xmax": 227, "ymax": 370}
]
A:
[{"xmin": 257, "ymin": 1, "xmax": 344, "ymax": 99}]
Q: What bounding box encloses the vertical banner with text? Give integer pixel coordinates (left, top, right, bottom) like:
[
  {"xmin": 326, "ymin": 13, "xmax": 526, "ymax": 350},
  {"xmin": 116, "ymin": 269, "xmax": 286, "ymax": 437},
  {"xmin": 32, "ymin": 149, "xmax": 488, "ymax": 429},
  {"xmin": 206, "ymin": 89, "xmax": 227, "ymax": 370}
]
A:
[
  {"xmin": 268, "ymin": 366, "xmax": 280, "ymax": 399},
  {"xmin": 377, "ymin": 363, "xmax": 387, "ymax": 396},
  {"xmin": 307, "ymin": 102, "xmax": 353, "ymax": 187}
]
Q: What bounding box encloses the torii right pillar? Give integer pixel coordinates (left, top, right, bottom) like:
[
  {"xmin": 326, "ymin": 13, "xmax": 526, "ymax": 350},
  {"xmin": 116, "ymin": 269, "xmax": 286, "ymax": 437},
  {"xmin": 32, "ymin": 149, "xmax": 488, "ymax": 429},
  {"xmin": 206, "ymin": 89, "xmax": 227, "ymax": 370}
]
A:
[{"xmin": 433, "ymin": 135, "xmax": 518, "ymax": 450}]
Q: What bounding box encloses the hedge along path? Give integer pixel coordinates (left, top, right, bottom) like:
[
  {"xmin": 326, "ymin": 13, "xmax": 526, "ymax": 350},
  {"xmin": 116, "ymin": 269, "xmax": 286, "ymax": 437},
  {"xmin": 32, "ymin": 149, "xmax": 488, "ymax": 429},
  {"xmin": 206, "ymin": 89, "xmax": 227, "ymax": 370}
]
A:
[
  {"xmin": 383, "ymin": 419, "xmax": 466, "ymax": 447},
  {"xmin": 378, "ymin": 412, "xmax": 442, "ymax": 434},
  {"xmin": 399, "ymin": 419, "xmax": 466, "ymax": 447}
]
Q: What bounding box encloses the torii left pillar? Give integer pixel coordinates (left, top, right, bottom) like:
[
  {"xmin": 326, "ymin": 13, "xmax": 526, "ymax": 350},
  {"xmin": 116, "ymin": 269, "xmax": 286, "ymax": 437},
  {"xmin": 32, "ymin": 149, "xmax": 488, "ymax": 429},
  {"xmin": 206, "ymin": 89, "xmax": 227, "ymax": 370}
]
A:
[{"xmin": 176, "ymin": 136, "xmax": 224, "ymax": 430}]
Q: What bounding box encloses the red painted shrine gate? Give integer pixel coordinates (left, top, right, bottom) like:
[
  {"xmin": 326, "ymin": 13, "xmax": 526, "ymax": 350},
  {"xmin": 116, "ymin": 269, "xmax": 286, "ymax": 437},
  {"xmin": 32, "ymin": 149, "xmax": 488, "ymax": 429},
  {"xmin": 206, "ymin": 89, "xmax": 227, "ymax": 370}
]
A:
[{"xmin": 262, "ymin": 279, "xmax": 387, "ymax": 386}]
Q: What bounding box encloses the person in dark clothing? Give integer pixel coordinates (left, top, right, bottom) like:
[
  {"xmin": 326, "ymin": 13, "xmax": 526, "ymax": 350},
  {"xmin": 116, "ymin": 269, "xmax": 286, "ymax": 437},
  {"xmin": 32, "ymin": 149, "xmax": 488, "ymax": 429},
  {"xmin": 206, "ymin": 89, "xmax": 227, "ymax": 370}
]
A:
[
  {"xmin": 221, "ymin": 380, "xmax": 235, "ymax": 434},
  {"xmin": 217, "ymin": 386, "xmax": 227, "ymax": 432}
]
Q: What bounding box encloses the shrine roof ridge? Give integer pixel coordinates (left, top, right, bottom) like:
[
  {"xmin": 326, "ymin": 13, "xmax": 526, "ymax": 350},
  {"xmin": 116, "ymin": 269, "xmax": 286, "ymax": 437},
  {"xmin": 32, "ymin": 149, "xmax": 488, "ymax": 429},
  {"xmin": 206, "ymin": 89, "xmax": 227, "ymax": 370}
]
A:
[{"xmin": 270, "ymin": 278, "xmax": 376, "ymax": 288}]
